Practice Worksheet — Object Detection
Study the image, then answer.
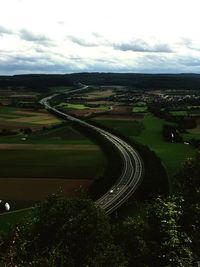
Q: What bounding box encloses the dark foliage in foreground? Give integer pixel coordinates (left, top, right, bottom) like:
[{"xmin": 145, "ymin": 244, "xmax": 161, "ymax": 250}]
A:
[
  {"xmin": 1, "ymin": 154, "xmax": 200, "ymax": 266},
  {"xmin": 0, "ymin": 193, "xmax": 126, "ymax": 267}
]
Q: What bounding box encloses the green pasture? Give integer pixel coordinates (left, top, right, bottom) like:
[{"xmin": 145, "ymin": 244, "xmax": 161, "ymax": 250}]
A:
[
  {"xmin": 0, "ymin": 149, "xmax": 106, "ymax": 179},
  {"xmin": 96, "ymin": 114, "xmax": 197, "ymax": 184},
  {"xmin": 131, "ymin": 114, "xmax": 196, "ymax": 179}
]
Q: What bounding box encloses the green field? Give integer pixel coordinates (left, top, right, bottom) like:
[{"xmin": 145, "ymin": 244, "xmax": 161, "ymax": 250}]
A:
[
  {"xmin": 57, "ymin": 103, "xmax": 108, "ymax": 110},
  {"xmin": 133, "ymin": 114, "xmax": 196, "ymax": 180},
  {"xmin": 93, "ymin": 119, "xmax": 144, "ymax": 137},
  {"xmin": 0, "ymin": 148, "xmax": 105, "ymax": 179},
  {"xmin": 182, "ymin": 123, "xmax": 200, "ymax": 140},
  {"xmin": 95, "ymin": 114, "xmax": 197, "ymax": 185},
  {"xmin": 0, "ymin": 107, "xmax": 32, "ymax": 119},
  {"xmin": 132, "ymin": 102, "xmax": 147, "ymax": 113},
  {"xmin": 170, "ymin": 110, "xmax": 188, "ymax": 116},
  {"xmin": 132, "ymin": 106, "xmax": 148, "ymax": 113},
  {"xmin": 0, "ymin": 125, "xmax": 93, "ymax": 144}
]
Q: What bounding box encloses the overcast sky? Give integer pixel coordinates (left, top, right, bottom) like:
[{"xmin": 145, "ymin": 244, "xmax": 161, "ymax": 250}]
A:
[{"xmin": 0, "ymin": 0, "xmax": 200, "ymax": 74}]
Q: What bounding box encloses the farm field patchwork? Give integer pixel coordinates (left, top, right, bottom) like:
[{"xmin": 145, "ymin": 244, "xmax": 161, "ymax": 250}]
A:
[
  {"xmin": 0, "ymin": 143, "xmax": 106, "ymax": 210},
  {"xmin": 0, "ymin": 107, "xmax": 61, "ymax": 130},
  {"xmin": 0, "ymin": 124, "xmax": 93, "ymax": 144},
  {"xmin": 57, "ymin": 102, "xmax": 109, "ymax": 110}
]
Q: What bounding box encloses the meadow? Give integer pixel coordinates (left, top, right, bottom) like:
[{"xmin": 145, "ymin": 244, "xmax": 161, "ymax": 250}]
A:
[{"xmin": 94, "ymin": 113, "xmax": 197, "ymax": 187}]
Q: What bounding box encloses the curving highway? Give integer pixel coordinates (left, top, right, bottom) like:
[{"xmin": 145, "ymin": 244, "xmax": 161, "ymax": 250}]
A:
[{"xmin": 40, "ymin": 86, "xmax": 144, "ymax": 214}]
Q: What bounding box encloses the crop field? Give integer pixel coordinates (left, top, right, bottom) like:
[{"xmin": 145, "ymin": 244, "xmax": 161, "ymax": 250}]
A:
[
  {"xmin": 0, "ymin": 178, "xmax": 93, "ymax": 201},
  {"xmin": 169, "ymin": 106, "xmax": 200, "ymax": 117},
  {"xmin": 84, "ymin": 89, "xmax": 115, "ymax": 99},
  {"xmin": 132, "ymin": 106, "xmax": 148, "ymax": 113},
  {"xmin": 0, "ymin": 124, "xmax": 92, "ymax": 144},
  {"xmin": 0, "ymin": 107, "xmax": 61, "ymax": 130},
  {"xmin": 56, "ymin": 103, "xmax": 109, "ymax": 117},
  {"xmin": 58, "ymin": 102, "xmax": 108, "ymax": 111},
  {"xmin": 0, "ymin": 108, "xmax": 106, "ymax": 210},
  {"xmin": 0, "ymin": 145, "xmax": 105, "ymax": 179},
  {"xmin": 0, "ymin": 144, "xmax": 106, "ymax": 210},
  {"xmin": 170, "ymin": 110, "xmax": 188, "ymax": 116},
  {"xmin": 132, "ymin": 102, "xmax": 148, "ymax": 113}
]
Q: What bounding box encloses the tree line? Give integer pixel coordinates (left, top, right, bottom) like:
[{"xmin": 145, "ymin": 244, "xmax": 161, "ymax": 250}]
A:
[{"xmin": 1, "ymin": 73, "xmax": 200, "ymax": 91}]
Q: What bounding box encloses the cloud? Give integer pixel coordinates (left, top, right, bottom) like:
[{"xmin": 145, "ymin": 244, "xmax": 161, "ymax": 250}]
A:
[
  {"xmin": 0, "ymin": 55, "xmax": 74, "ymax": 74},
  {"xmin": 67, "ymin": 35, "xmax": 100, "ymax": 47},
  {"xmin": 180, "ymin": 38, "xmax": 200, "ymax": 52},
  {"xmin": 114, "ymin": 39, "xmax": 173, "ymax": 53},
  {"xmin": 0, "ymin": 25, "xmax": 13, "ymax": 36},
  {"xmin": 19, "ymin": 29, "xmax": 54, "ymax": 46},
  {"xmin": 178, "ymin": 56, "xmax": 200, "ymax": 67}
]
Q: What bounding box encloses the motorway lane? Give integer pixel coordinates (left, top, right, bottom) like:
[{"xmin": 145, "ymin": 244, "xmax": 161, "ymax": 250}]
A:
[{"xmin": 40, "ymin": 87, "xmax": 144, "ymax": 214}]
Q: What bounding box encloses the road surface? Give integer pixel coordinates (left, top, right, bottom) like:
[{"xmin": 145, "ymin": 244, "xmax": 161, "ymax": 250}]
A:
[{"xmin": 40, "ymin": 86, "xmax": 144, "ymax": 214}]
